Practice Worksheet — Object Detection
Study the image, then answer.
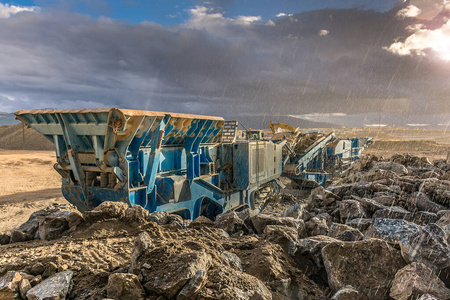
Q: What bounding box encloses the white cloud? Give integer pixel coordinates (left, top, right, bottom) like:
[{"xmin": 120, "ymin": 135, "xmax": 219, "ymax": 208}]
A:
[
  {"xmin": 396, "ymin": 5, "xmax": 421, "ymax": 19},
  {"xmin": 319, "ymin": 29, "xmax": 329, "ymax": 36},
  {"xmin": 265, "ymin": 20, "xmax": 275, "ymax": 26},
  {"xmin": 276, "ymin": 13, "xmax": 286, "ymax": 18},
  {"xmin": 235, "ymin": 15, "xmax": 261, "ymax": 25},
  {"xmin": 384, "ymin": 20, "xmax": 450, "ymax": 61},
  {"xmin": 0, "ymin": 3, "xmax": 38, "ymax": 19},
  {"xmin": 186, "ymin": 6, "xmax": 260, "ymax": 30}
]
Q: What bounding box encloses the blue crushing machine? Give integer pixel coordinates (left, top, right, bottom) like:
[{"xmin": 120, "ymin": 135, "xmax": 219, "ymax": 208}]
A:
[
  {"xmin": 268, "ymin": 122, "xmax": 373, "ymax": 186},
  {"xmin": 15, "ymin": 108, "xmax": 285, "ymax": 219}
]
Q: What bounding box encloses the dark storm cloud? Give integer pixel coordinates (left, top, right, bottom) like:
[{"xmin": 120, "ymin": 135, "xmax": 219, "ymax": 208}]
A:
[{"xmin": 0, "ymin": 4, "xmax": 449, "ymax": 120}]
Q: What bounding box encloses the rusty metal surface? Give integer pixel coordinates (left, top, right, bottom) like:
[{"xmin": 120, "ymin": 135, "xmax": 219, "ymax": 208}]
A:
[{"xmin": 14, "ymin": 108, "xmax": 224, "ymax": 121}]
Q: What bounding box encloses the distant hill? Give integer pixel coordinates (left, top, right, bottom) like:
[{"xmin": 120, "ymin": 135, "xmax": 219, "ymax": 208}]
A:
[
  {"xmin": 0, "ymin": 123, "xmax": 54, "ymax": 150},
  {"xmin": 0, "ymin": 112, "xmax": 18, "ymax": 126},
  {"xmin": 225, "ymin": 114, "xmax": 337, "ymax": 129}
]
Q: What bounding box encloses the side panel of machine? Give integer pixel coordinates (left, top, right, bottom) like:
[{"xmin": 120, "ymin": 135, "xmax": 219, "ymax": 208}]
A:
[{"xmin": 233, "ymin": 141, "xmax": 283, "ymax": 190}]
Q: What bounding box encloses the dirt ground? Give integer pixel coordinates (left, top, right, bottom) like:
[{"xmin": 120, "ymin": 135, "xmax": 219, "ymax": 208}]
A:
[{"xmin": 0, "ymin": 150, "xmax": 66, "ymax": 233}]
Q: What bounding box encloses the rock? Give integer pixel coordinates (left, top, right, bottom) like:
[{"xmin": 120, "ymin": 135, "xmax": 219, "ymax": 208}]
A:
[
  {"xmin": 250, "ymin": 214, "xmax": 304, "ymax": 235},
  {"xmin": 83, "ymin": 201, "xmax": 129, "ymax": 222},
  {"xmin": 420, "ymin": 179, "xmax": 450, "ymax": 206},
  {"xmin": 167, "ymin": 214, "xmax": 184, "ymax": 229},
  {"xmin": 26, "ymin": 271, "xmax": 73, "ymax": 300},
  {"xmin": 106, "ymin": 273, "xmax": 145, "ymax": 300},
  {"xmin": 339, "ymin": 200, "xmax": 368, "ymax": 222},
  {"xmin": 214, "ymin": 211, "xmax": 248, "ymax": 235},
  {"xmin": 42, "ymin": 262, "xmax": 58, "ymax": 279},
  {"xmin": 189, "ymin": 216, "xmax": 214, "ymax": 228},
  {"xmin": 216, "ymin": 272, "xmax": 272, "ymax": 300},
  {"xmin": 263, "ymin": 225, "xmax": 300, "ymax": 250},
  {"xmin": 17, "ymin": 204, "xmax": 80, "ymax": 239},
  {"xmin": 129, "ymin": 231, "xmax": 152, "ymax": 274},
  {"xmin": 322, "ymin": 238, "xmax": 406, "ymax": 299},
  {"xmin": 358, "ymin": 198, "xmax": 387, "ymax": 215},
  {"xmin": 177, "ymin": 269, "xmax": 207, "ymax": 300},
  {"xmin": 328, "ymin": 223, "xmax": 363, "ymax": 241},
  {"xmin": 149, "ymin": 211, "xmax": 169, "ymax": 225},
  {"xmin": 0, "ymin": 271, "xmax": 22, "ymax": 300},
  {"xmin": 365, "ymin": 218, "xmax": 422, "ymax": 245},
  {"xmin": 283, "ymin": 204, "xmax": 304, "ymax": 219},
  {"xmin": 29, "ymin": 276, "xmax": 42, "ymax": 287},
  {"xmin": 306, "ymin": 217, "xmax": 329, "ymax": 236},
  {"xmin": 236, "ymin": 208, "xmax": 257, "ymax": 233},
  {"xmin": 37, "ymin": 210, "xmax": 73, "ymax": 240},
  {"xmin": 390, "ymin": 263, "xmax": 450, "ymax": 300},
  {"xmin": 9, "ymin": 230, "xmax": 31, "ymax": 243},
  {"xmin": 412, "ymin": 193, "xmax": 446, "ymax": 213},
  {"xmin": 417, "ymin": 295, "xmax": 439, "ymax": 300},
  {"xmin": 30, "ymin": 263, "xmax": 45, "ymax": 276},
  {"xmin": 345, "ymin": 218, "xmax": 372, "ymax": 233},
  {"xmin": 373, "ymin": 161, "xmax": 408, "ymax": 175},
  {"xmin": 372, "ymin": 207, "xmax": 437, "ymax": 226},
  {"xmin": 124, "ymin": 205, "xmax": 151, "ymax": 223},
  {"xmin": 400, "ymin": 223, "xmax": 450, "ymax": 286},
  {"xmin": 19, "ymin": 279, "xmax": 31, "ymax": 299},
  {"xmin": 372, "ymin": 195, "xmax": 397, "ymax": 207},
  {"xmin": 290, "ymin": 235, "xmax": 339, "ymax": 268},
  {"xmin": 0, "ymin": 233, "xmax": 10, "ymax": 245},
  {"xmin": 306, "ymin": 186, "xmax": 337, "ymax": 210},
  {"xmin": 142, "ymin": 251, "xmax": 212, "ymax": 298},
  {"xmin": 330, "ymin": 285, "xmax": 367, "ymax": 300},
  {"xmin": 436, "ymin": 211, "xmax": 450, "ymax": 227},
  {"xmin": 221, "ymin": 251, "xmax": 242, "ymax": 272}
]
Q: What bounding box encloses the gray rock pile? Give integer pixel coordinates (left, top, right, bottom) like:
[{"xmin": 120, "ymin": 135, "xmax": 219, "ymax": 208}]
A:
[{"xmin": 0, "ymin": 153, "xmax": 449, "ymax": 299}]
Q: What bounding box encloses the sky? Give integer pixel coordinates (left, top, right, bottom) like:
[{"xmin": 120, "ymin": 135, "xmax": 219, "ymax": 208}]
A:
[{"xmin": 0, "ymin": 0, "xmax": 449, "ymax": 128}]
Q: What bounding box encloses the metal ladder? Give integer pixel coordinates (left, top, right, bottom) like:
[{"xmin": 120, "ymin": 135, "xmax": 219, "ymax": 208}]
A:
[{"xmin": 221, "ymin": 120, "xmax": 238, "ymax": 143}]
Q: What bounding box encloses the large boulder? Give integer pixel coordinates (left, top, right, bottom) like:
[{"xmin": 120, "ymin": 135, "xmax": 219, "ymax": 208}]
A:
[
  {"xmin": 400, "ymin": 224, "xmax": 450, "ymax": 286},
  {"xmin": 250, "ymin": 214, "xmax": 305, "ymax": 235},
  {"xmin": 328, "ymin": 223, "xmax": 363, "ymax": 241},
  {"xmin": 412, "ymin": 193, "xmax": 447, "ymax": 213},
  {"xmin": 83, "ymin": 201, "xmax": 129, "ymax": 222},
  {"xmin": 306, "ymin": 186, "xmax": 340, "ymax": 210},
  {"xmin": 339, "ymin": 200, "xmax": 368, "ymax": 222},
  {"xmin": 141, "ymin": 251, "xmax": 212, "ymax": 298},
  {"xmin": 149, "ymin": 211, "xmax": 169, "ymax": 225},
  {"xmin": 283, "ymin": 204, "xmax": 305, "ymax": 219},
  {"xmin": 345, "ymin": 218, "xmax": 372, "ymax": 233},
  {"xmin": 373, "ymin": 161, "xmax": 408, "ymax": 175},
  {"xmin": 306, "ymin": 217, "xmax": 329, "ymax": 237},
  {"xmin": 420, "ymin": 179, "xmax": 450, "ymax": 206},
  {"xmin": 214, "ymin": 211, "xmax": 248, "ymax": 235},
  {"xmin": 322, "ymin": 239, "xmax": 406, "ymax": 299},
  {"xmin": 37, "ymin": 210, "xmax": 76, "ymax": 240},
  {"xmin": 389, "ymin": 263, "xmax": 450, "ymax": 300},
  {"xmin": 0, "ymin": 233, "xmax": 11, "ymax": 245},
  {"xmin": 9, "ymin": 230, "xmax": 31, "ymax": 243},
  {"xmin": 203, "ymin": 269, "xmax": 272, "ymax": 300},
  {"xmin": 124, "ymin": 205, "xmax": 151, "ymax": 223},
  {"xmin": 26, "ymin": 271, "xmax": 73, "ymax": 300},
  {"xmin": 17, "ymin": 204, "xmax": 79, "ymax": 238},
  {"xmin": 221, "ymin": 251, "xmax": 243, "ymax": 272},
  {"xmin": 177, "ymin": 269, "xmax": 208, "ymax": 300},
  {"xmin": 365, "ymin": 218, "xmax": 422, "ymax": 245},
  {"xmin": 289, "ymin": 235, "xmax": 340, "ymax": 269},
  {"xmin": 263, "ymin": 225, "xmax": 299, "ymax": 251},
  {"xmin": 106, "ymin": 273, "xmax": 145, "ymax": 300},
  {"xmin": 129, "ymin": 231, "xmax": 152, "ymax": 274},
  {"xmin": 0, "ymin": 271, "xmax": 22, "ymax": 300}
]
